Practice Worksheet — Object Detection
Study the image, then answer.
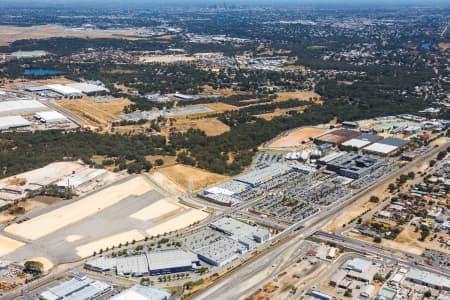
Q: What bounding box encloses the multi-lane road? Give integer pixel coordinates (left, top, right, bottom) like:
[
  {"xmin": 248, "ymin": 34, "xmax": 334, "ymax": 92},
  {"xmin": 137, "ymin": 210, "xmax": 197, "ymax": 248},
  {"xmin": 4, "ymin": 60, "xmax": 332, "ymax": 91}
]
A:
[{"xmin": 193, "ymin": 141, "xmax": 450, "ymax": 300}]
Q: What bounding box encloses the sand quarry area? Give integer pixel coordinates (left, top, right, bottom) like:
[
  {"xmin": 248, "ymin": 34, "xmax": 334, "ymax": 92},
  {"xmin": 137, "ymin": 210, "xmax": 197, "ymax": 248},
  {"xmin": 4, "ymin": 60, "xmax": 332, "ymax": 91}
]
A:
[
  {"xmin": 268, "ymin": 127, "xmax": 328, "ymax": 148},
  {"xmin": 0, "ymin": 175, "xmax": 209, "ymax": 266}
]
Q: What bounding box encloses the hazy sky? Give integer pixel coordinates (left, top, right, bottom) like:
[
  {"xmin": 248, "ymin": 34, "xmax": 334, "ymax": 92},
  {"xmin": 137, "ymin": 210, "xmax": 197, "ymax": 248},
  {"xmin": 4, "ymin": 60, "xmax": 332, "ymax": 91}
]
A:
[{"xmin": 2, "ymin": 0, "xmax": 450, "ymax": 8}]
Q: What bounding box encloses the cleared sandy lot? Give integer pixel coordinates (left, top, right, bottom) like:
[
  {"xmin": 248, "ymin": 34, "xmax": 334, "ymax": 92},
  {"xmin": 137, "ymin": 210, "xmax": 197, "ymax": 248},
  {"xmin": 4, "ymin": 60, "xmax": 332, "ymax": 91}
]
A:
[
  {"xmin": 57, "ymin": 97, "xmax": 131, "ymax": 126},
  {"xmin": 154, "ymin": 164, "xmax": 229, "ymax": 193},
  {"xmin": 76, "ymin": 230, "xmax": 145, "ymax": 258},
  {"xmin": 274, "ymin": 90, "xmax": 322, "ymax": 103},
  {"xmin": 5, "ymin": 176, "xmax": 152, "ymax": 240},
  {"xmin": 161, "ymin": 117, "xmax": 230, "ymax": 137},
  {"xmin": 0, "ymin": 235, "xmax": 24, "ymax": 257},
  {"xmin": 268, "ymin": 127, "xmax": 327, "ymax": 148},
  {"xmin": 146, "ymin": 209, "xmax": 209, "ymax": 236},
  {"xmin": 130, "ymin": 197, "xmax": 182, "ymax": 221}
]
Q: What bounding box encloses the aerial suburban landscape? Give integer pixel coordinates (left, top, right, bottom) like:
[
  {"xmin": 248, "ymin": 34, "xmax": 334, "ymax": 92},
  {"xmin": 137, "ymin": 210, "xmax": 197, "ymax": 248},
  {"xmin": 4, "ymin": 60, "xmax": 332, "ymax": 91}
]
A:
[{"xmin": 0, "ymin": 0, "xmax": 448, "ymax": 299}]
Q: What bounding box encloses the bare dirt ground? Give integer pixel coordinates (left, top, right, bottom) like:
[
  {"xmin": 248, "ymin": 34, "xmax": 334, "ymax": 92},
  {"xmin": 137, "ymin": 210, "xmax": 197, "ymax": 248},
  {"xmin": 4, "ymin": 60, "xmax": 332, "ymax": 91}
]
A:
[
  {"xmin": 151, "ymin": 164, "xmax": 229, "ymax": 193},
  {"xmin": 57, "ymin": 97, "xmax": 131, "ymax": 126},
  {"xmin": 438, "ymin": 42, "xmax": 450, "ymax": 51},
  {"xmin": 325, "ymin": 201, "xmax": 378, "ymax": 233},
  {"xmin": 345, "ymin": 231, "xmax": 423, "ymax": 256},
  {"xmin": 0, "ymin": 25, "xmax": 148, "ymax": 46},
  {"xmin": 146, "ymin": 155, "xmax": 178, "ymax": 168},
  {"xmin": 161, "ymin": 117, "xmax": 230, "ymax": 137},
  {"xmin": 256, "ymin": 107, "xmax": 307, "ymax": 120},
  {"xmin": 274, "ymin": 90, "xmax": 322, "ymax": 103},
  {"xmin": 205, "ymin": 102, "xmax": 239, "ymax": 113},
  {"xmin": 395, "ymin": 224, "xmax": 450, "ymax": 255},
  {"xmin": 268, "ymin": 127, "xmax": 328, "ymax": 148}
]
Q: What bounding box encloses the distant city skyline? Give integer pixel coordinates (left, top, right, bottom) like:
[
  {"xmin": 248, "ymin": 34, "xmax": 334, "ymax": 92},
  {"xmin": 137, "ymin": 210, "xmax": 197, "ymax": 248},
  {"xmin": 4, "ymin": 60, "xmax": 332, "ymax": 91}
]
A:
[{"xmin": 1, "ymin": 0, "xmax": 450, "ymax": 9}]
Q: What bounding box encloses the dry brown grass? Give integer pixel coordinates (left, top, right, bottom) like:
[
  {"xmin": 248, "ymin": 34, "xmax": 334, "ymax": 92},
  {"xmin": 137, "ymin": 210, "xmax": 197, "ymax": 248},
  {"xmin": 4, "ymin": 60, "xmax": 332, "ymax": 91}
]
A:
[
  {"xmin": 153, "ymin": 164, "xmax": 229, "ymax": 192},
  {"xmin": 161, "ymin": 117, "xmax": 230, "ymax": 137},
  {"xmin": 274, "ymin": 90, "xmax": 322, "ymax": 103},
  {"xmin": 57, "ymin": 97, "xmax": 131, "ymax": 126},
  {"xmin": 269, "ymin": 127, "xmax": 327, "ymax": 148},
  {"xmin": 256, "ymin": 106, "xmax": 307, "ymax": 120}
]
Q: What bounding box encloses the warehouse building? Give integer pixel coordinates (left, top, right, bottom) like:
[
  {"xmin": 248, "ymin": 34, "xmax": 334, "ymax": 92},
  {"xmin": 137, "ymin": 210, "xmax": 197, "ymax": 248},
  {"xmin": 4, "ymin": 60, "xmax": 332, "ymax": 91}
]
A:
[
  {"xmin": 39, "ymin": 273, "xmax": 111, "ymax": 300},
  {"xmin": 0, "ymin": 116, "xmax": 31, "ymax": 130},
  {"xmin": 198, "ymin": 180, "xmax": 251, "ymax": 206},
  {"xmin": 110, "ymin": 285, "xmax": 170, "ymax": 300},
  {"xmin": 326, "ymin": 154, "xmax": 383, "ymax": 179},
  {"xmin": 194, "ymin": 236, "xmax": 245, "ymax": 267},
  {"xmin": 66, "ymin": 82, "xmax": 109, "ymax": 95},
  {"xmin": 116, "ymin": 255, "xmax": 149, "ymax": 277},
  {"xmin": 234, "ymin": 163, "xmax": 293, "ymax": 187},
  {"xmin": 315, "ymin": 129, "xmax": 361, "ymax": 145},
  {"xmin": 56, "ymin": 169, "xmax": 107, "ymax": 190},
  {"xmin": 27, "ymin": 84, "xmax": 84, "ymax": 98},
  {"xmin": 406, "ymin": 269, "xmax": 450, "ymax": 291},
  {"xmin": 0, "ymin": 99, "xmax": 48, "ymax": 116},
  {"xmin": 363, "ymin": 137, "xmax": 409, "ymax": 156},
  {"xmin": 209, "ymin": 217, "xmax": 271, "ymax": 247},
  {"xmin": 341, "ymin": 133, "xmax": 383, "ymax": 150},
  {"xmin": 85, "ymin": 249, "xmax": 200, "ymax": 277},
  {"xmin": 147, "ymin": 249, "xmax": 200, "ymax": 275},
  {"xmin": 34, "ymin": 111, "xmax": 68, "ymax": 123}
]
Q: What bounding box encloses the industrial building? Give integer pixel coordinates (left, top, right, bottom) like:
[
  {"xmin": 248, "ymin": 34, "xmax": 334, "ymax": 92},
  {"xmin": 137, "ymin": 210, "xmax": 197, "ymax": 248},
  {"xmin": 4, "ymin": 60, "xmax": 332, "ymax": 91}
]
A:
[
  {"xmin": 84, "ymin": 249, "xmax": 200, "ymax": 277},
  {"xmin": 315, "ymin": 129, "xmax": 361, "ymax": 145},
  {"xmin": 406, "ymin": 269, "xmax": 450, "ymax": 291},
  {"xmin": 199, "ymin": 180, "xmax": 251, "ymax": 206},
  {"xmin": 363, "ymin": 137, "xmax": 409, "ymax": 156},
  {"xmin": 194, "ymin": 236, "xmax": 245, "ymax": 267},
  {"xmin": 0, "ymin": 116, "xmax": 31, "ymax": 130},
  {"xmin": 27, "ymin": 84, "xmax": 84, "ymax": 98},
  {"xmin": 209, "ymin": 217, "xmax": 271, "ymax": 246},
  {"xmin": 39, "ymin": 273, "xmax": 112, "ymax": 300},
  {"xmin": 326, "ymin": 154, "xmax": 384, "ymax": 179},
  {"xmin": 147, "ymin": 249, "xmax": 200, "ymax": 275},
  {"xmin": 341, "ymin": 133, "xmax": 383, "ymax": 149},
  {"xmin": 110, "ymin": 285, "xmax": 170, "ymax": 300},
  {"xmin": 116, "ymin": 255, "xmax": 149, "ymax": 277},
  {"xmin": 234, "ymin": 163, "xmax": 293, "ymax": 187},
  {"xmin": 34, "ymin": 111, "xmax": 68, "ymax": 123},
  {"xmin": 56, "ymin": 169, "xmax": 107, "ymax": 190},
  {"xmin": 66, "ymin": 82, "xmax": 109, "ymax": 95},
  {"xmin": 343, "ymin": 258, "xmax": 378, "ymax": 283},
  {"xmin": 173, "ymin": 93, "xmax": 195, "ymax": 101},
  {"xmin": 0, "ymin": 99, "xmax": 48, "ymax": 116}
]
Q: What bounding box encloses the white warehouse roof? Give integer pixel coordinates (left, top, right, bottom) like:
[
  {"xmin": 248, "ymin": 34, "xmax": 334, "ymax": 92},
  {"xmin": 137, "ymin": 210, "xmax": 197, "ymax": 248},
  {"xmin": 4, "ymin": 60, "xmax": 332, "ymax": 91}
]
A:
[
  {"xmin": 363, "ymin": 143, "xmax": 398, "ymax": 154},
  {"xmin": 0, "ymin": 100, "xmax": 47, "ymax": 116},
  {"xmin": 0, "ymin": 116, "xmax": 31, "ymax": 130},
  {"xmin": 46, "ymin": 84, "xmax": 83, "ymax": 96},
  {"xmin": 35, "ymin": 111, "xmax": 68, "ymax": 123},
  {"xmin": 66, "ymin": 82, "xmax": 109, "ymax": 94},
  {"xmin": 110, "ymin": 285, "xmax": 170, "ymax": 300}
]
